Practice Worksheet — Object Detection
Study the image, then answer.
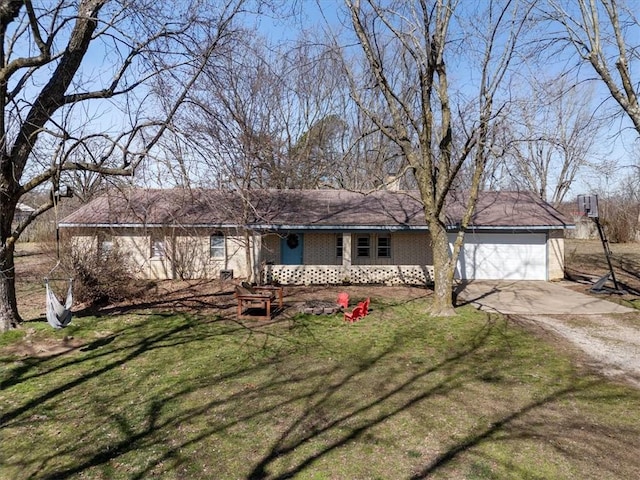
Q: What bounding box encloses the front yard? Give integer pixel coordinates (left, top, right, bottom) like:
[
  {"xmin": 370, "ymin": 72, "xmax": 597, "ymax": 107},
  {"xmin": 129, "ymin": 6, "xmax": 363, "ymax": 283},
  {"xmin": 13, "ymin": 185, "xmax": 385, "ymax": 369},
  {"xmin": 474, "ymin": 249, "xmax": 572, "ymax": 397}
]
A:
[{"xmin": 2, "ymin": 280, "xmax": 640, "ymax": 479}]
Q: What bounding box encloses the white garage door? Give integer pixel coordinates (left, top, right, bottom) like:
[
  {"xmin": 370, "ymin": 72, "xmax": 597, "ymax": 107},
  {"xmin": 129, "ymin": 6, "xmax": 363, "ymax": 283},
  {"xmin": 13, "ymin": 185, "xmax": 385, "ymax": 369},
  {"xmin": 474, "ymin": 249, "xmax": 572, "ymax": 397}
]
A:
[{"xmin": 449, "ymin": 232, "xmax": 547, "ymax": 280}]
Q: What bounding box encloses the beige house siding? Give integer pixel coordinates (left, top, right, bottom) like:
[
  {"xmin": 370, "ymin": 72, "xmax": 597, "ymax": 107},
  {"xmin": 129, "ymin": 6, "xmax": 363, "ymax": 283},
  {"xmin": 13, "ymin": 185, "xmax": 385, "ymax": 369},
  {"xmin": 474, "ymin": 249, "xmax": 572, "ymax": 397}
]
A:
[
  {"xmin": 70, "ymin": 226, "xmax": 562, "ymax": 283},
  {"xmin": 223, "ymin": 235, "xmax": 252, "ymax": 278},
  {"xmin": 304, "ymin": 233, "xmax": 341, "ymax": 265},
  {"xmin": 261, "ymin": 234, "xmax": 281, "ymax": 264},
  {"xmin": 70, "ymin": 235, "xmax": 97, "ymax": 253},
  {"xmin": 393, "ymin": 232, "xmax": 432, "ymax": 264},
  {"xmin": 548, "ymin": 230, "xmax": 565, "ymax": 280},
  {"xmin": 351, "ymin": 232, "xmax": 431, "ymax": 265},
  {"xmin": 69, "ymin": 229, "xmax": 152, "ymax": 278},
  {"xmin": 120, "ymin": 233, "xmax": 157, "ymax": 278},
  {"xmin": 148, "ymin": 232, "xmax": 251, "ymax": 280},
  {"xmin": 70, "ymin": 228, "xmax": 254, "ymax": 280},
  {"xmin": 172, "ymin": 235, "xmax": 208, "ymax": 278}
]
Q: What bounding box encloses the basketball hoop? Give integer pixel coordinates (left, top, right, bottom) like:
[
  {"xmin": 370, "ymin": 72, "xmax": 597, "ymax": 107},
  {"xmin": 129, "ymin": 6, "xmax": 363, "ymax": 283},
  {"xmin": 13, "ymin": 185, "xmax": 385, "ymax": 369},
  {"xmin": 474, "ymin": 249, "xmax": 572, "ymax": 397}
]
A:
[
  {"xmin": 577, "ymin": 194, "xmax": 599, "ymax": 218},
  {"xmin": 576, "ymin": 194, "xmax": 623, "ymax": 294}
]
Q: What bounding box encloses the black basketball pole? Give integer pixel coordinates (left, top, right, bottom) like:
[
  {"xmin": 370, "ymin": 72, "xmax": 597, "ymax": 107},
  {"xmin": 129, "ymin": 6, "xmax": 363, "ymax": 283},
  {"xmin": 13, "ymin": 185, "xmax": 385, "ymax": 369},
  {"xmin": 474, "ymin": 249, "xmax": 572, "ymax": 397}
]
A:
[
  {"xmin": 593, "ymin": 216, "xmax": 620, "ymax": 291},
  {"xmin": 578, "ymin": 193, "xmax": 622, "ymax": 293}
]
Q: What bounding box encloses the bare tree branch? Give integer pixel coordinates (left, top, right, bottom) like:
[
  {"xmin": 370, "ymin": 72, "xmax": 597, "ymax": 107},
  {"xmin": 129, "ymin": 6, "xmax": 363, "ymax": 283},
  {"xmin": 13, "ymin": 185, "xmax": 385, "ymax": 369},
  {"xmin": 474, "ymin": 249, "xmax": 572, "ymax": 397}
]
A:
[
  {"xmin": 0, "ymin": 0, "xmax": 252, "ymax": 330},
  {"xmin": 343, "ymin": 0, "xmax": 531, "ymax": 315},
  {"xmin": 547, "ymin": 0, "xmax": 640, "ymax": 133}
]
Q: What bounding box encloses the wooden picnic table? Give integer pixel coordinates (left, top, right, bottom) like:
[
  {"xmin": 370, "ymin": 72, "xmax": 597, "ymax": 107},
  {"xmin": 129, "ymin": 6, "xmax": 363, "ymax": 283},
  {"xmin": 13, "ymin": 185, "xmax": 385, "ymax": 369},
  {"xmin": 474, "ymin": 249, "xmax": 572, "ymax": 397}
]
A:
[{"xmin": 235, "ymin": 284, "xmax": 284, "ymax": 320}]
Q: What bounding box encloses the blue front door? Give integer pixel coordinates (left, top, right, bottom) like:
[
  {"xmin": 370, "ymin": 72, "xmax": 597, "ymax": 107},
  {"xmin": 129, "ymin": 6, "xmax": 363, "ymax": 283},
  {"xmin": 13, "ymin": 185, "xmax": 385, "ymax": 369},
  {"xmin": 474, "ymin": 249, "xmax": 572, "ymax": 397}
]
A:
[{"xmin": 281, "ymin": 233, "xmax": 303, "ymax": 265}]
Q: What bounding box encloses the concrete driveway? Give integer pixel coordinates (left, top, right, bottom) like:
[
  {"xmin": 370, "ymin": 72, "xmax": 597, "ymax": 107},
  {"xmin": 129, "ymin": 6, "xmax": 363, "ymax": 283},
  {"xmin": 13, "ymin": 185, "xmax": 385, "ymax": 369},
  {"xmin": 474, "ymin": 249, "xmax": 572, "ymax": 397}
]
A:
[
  {"xmin": 456, "ymin": 280, "xmax": 635, "ymax": 315},
  {"xmin": 457, "ymin": 281, "xmax": 640, "ymax": 388}
]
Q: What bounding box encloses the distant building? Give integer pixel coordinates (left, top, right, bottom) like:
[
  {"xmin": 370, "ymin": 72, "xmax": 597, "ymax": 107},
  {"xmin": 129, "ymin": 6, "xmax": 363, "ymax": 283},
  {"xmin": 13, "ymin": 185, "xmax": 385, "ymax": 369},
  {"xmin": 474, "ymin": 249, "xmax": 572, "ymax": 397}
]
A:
[{"xmin": 14, "ymin": 203, "xmax": 35, "ymax": 225}]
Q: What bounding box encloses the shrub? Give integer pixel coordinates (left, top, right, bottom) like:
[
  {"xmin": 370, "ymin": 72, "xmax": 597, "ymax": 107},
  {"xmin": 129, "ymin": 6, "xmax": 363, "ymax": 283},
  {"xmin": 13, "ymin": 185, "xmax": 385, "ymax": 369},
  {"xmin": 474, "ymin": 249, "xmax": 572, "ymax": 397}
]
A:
[
  {"xmin": 602, "ymin": 204, "xmax": 639, "ymax": 243},
  {"xmin": 69, "ymin": 247, "xmax": 145, "ymax": 306}
]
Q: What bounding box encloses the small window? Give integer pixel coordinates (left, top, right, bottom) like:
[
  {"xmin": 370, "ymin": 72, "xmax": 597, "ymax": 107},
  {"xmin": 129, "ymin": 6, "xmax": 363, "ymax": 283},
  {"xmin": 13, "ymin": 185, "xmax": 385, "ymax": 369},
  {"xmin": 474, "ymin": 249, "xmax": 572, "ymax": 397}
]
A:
[
  {"xmin": 336, "ymin": 235, "xmax": 343, "ymax": 258},
  {"xmin": 98, "ymin": 234, "xmax": 114, "ymax": 257},
  {"xmin": 210, "ymin": 233, "xmax": 225, "ymax": 259},
  {"xmin": 356, "ymin": 235, "xmax": 370, "ymax": 257},
  {"xmin": 151, "ymin": 236, "xmax": 165, "ymax": 258},
  {"xmin": 377, "ymin": 235, "xmax": 391, "ymax": 258}
]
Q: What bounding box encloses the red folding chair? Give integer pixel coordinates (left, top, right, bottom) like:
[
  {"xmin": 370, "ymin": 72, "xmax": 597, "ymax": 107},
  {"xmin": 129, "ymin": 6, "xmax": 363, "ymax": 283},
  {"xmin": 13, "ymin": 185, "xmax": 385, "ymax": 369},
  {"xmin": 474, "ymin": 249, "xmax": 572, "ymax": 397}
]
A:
[
  {"xmin": 337, "ymin": 292, "xmax": 349, "ymax": 309},
  {"xmin": 361, "ymin": 297, "xmax": 370, "ymax": 317},
  {"xmin": 344, "ymin": 304, "xmax": 364, "ymax": 322}
]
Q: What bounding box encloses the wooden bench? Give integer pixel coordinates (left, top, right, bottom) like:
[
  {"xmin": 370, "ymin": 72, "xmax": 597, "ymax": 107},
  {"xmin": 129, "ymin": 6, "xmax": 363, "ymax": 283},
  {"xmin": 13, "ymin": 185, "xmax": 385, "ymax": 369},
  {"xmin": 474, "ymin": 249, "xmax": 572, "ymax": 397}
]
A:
[
  {"xmin": 250, "ymin": 285, "xmax": 284, "ymax": 309},
  {"xmin": 234, "ymin": 284, "xmax": 283, "ymax": 320}
]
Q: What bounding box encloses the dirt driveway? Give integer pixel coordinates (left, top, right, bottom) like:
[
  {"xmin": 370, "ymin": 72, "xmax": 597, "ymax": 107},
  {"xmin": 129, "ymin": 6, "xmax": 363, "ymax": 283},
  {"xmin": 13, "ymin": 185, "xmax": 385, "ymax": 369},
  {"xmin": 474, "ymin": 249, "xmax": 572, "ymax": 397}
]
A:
[{"xmin": 457, "ymin": 281, "xmax": 640, "ymax": 388}]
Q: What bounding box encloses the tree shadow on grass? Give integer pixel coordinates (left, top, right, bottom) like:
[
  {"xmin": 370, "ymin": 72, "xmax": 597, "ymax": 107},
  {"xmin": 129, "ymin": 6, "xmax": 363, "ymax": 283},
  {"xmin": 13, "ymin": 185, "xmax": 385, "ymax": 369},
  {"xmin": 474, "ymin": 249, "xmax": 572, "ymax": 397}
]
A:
[
  {"xmin": 73, "ymin": 284, "xmax": 237, "ymax": 318},
  {"xmin": 3, "ymin": 302, "xmax": 640, "ymax": 479},
  {"xmin": 239, "ymin": 316, "xmax": 640, "ymax": 480},
  {"xmin": 0, "ymin": 317, "xmax": 202, "ymax": 421},
  {"xmin": 15, "ymin": 318, "xmax": 481, "ymax": 480},
  {"xmin": 244, "ymin": 322, "xmax": 497, "ymax": 479}
]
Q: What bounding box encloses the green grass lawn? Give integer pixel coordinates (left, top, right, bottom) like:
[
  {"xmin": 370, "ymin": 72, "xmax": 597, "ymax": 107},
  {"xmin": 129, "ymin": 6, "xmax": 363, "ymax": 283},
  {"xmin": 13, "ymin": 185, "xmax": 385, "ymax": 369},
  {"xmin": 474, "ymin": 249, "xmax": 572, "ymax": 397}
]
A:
[{"xmin": 2, "ymin": 295, "xmax": 640, "ymax": 479}]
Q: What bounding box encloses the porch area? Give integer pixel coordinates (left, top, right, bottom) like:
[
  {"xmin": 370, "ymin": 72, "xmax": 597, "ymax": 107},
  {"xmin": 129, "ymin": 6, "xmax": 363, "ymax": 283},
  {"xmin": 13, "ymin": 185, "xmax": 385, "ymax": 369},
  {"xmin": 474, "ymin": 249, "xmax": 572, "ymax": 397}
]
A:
[{"xmin": 261, "ymin": 264, "xmax": 434, "ymax": 286}]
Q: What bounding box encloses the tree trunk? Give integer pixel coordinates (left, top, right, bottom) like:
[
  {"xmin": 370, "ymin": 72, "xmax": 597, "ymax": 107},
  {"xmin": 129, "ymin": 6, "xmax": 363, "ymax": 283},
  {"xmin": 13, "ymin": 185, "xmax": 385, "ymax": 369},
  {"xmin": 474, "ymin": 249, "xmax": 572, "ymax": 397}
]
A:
[
  {"xmin": 243, "ymin": 230, "xmax": 254, "ymax": 283},
  {"xmin": 429, "ymin": 221, "xmax": 456, "ymax": 317},
  {"xmin": 0, "ymin": 231, "xmax": 21, "ymax": 332}
]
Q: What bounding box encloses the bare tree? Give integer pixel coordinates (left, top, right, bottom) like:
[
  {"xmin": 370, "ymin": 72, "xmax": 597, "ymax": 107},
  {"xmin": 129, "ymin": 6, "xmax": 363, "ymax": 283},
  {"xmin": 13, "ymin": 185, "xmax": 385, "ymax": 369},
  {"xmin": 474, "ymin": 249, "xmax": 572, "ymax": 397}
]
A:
[
  {"xmin": 344, "ymin": 0, "xmax": 532, "ymax": 315},
  {"xmin": 545, "ymin": 0, "xmax": 640, "ymax": 135},
  {"xmin": 168, "ymin": 35, "xmax": 357, "ymax": 280},
  {"xmin": 182, "ymin": 36, "xmax": 352, "ymax": 190},
  {"xmin": 0, "ymin": 0, "xmax": 249, "ymax": 331},
  {"xmin": 491, "ymin": 75, "xmax": 603, "ymax": 207},
  {"xmin": 334, "ymin": 103, "xmax": 410, "ymax": 190}
]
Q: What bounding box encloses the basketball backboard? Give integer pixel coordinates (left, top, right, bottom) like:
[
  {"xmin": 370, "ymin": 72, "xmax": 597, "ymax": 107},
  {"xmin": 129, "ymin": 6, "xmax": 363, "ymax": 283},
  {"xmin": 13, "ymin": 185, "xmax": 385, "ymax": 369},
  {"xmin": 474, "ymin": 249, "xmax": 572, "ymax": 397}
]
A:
[{"xmin": 577, "ymin": 194, "xmax": 599, "ymax": 218}]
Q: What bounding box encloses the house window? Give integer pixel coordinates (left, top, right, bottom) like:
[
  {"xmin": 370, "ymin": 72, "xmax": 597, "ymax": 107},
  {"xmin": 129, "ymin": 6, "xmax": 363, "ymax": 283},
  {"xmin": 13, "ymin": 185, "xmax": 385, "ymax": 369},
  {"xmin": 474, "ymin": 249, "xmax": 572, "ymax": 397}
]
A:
[
  {"xmin": 98, "ymin": 234, "xmax": 114, "ymax": 258},
  {"xmin": 151, "ymin": 235, "xmax": 165, "ymax": 258},
  {"xmin": 377, "ymin": 235, "xmax": 391, "ymax": 258},
  {"xmin": 210, "ymin": 233, "xmax": 225, "ymax": 259},
  {"xmin": 356, "ymin": 235, "xmax": 370, "ymax": 257},
  {"xmin": 336, "ymin": 235, "xmax": 343, "ymax": 258}
]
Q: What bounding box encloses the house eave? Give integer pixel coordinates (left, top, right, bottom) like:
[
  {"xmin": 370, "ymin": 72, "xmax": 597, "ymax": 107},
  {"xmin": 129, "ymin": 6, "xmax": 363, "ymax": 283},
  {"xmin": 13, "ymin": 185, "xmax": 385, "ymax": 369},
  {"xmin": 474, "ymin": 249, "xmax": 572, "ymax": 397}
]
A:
[
  {"xmin": 59, "ymin": 222, "xmax": 573, "ymax": 231},
  {"xmin": 58, "ymin": 223, "xmax": 240, "ymax": 229},
  {"xmin": 253, "ymin": 224, "xmax": 429, "ymax": 232},
  {"xmin": 460, "ymin": 225, "xmax": 574, "ymax": 231}
]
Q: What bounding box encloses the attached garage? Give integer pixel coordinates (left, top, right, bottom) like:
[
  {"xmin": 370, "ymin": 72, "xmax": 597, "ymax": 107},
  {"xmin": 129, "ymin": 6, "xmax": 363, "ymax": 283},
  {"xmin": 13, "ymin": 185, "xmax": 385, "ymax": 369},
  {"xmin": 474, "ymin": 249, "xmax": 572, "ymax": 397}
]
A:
[{"xmin": 451, "ymin": 232, "xmax": 548, "ymax": 281}]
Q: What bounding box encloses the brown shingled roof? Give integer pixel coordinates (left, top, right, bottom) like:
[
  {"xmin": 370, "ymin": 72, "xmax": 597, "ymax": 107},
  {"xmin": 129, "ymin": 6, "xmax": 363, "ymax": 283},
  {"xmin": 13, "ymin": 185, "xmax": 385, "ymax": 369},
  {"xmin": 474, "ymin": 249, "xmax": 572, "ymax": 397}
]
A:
[{"xmin": 59, "ymin": 188, "xmax": 572, "ymax": 230}]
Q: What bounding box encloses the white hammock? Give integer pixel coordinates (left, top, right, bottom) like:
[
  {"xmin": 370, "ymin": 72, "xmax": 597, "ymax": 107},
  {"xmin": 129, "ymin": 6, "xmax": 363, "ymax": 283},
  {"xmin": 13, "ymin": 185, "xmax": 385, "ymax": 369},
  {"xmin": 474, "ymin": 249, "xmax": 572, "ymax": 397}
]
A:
[{"xmin": 45, "ymin": 279, "xmax": 73, "ymax": 329}]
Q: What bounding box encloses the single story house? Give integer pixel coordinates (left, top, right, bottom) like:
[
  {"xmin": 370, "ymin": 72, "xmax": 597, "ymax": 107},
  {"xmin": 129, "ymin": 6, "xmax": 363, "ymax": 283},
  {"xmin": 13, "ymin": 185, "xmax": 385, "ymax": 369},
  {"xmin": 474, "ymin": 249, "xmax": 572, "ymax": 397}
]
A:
[{"xmin": 59, "ymin": 188, "xmax": 573, "ymax": 284}]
